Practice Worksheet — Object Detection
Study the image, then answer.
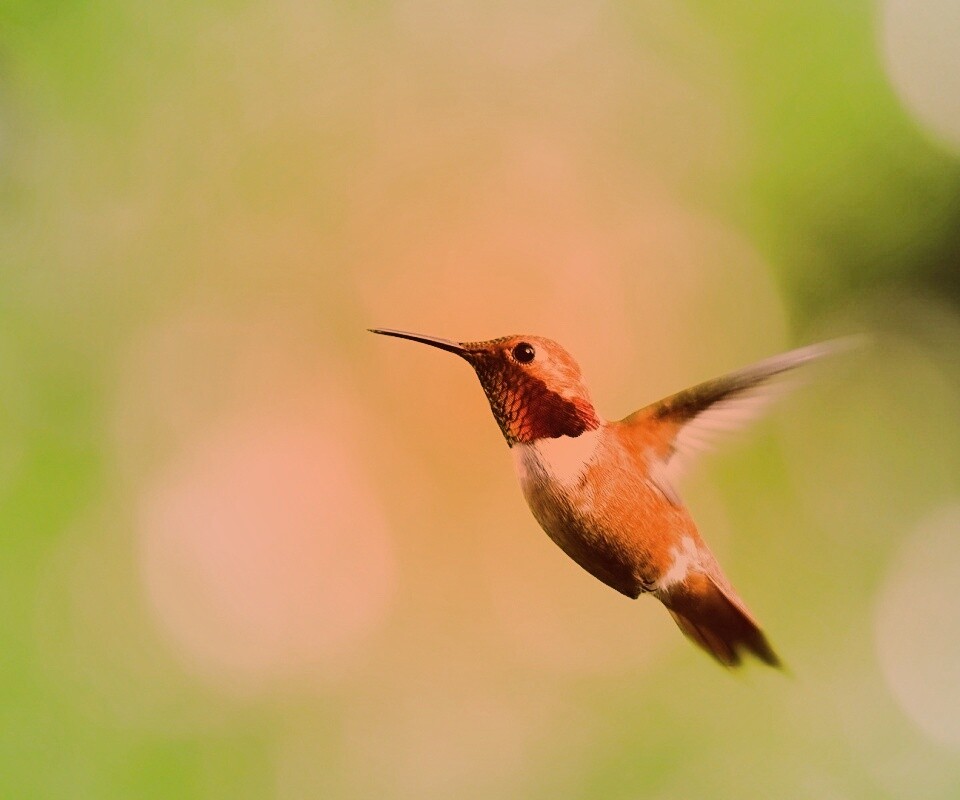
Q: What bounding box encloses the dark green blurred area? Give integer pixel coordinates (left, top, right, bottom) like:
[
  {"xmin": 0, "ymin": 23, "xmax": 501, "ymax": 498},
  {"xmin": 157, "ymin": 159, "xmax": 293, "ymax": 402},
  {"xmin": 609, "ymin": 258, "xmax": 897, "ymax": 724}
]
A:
[
  {"xmin": 1, "ymin": 1, "xmax": 959, "ymax": 798},
  {"xmin": 695, "ymin": 1, "xmax": 960, "ymax": 317}
]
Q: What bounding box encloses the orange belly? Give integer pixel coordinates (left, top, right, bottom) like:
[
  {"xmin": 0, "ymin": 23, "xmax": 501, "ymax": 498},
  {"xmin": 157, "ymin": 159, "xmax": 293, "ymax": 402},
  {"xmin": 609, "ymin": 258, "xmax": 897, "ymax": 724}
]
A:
[{"xmin": 513, "ymin": 425, "xmax": 698, "ymax": 598}]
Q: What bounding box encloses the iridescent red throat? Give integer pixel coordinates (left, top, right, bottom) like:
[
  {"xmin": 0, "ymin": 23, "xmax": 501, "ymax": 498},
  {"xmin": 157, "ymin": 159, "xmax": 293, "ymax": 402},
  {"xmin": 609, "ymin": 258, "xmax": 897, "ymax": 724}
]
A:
[{"xmin": 470, "ymin": 356, "xmax": 600, "ymax": 445}]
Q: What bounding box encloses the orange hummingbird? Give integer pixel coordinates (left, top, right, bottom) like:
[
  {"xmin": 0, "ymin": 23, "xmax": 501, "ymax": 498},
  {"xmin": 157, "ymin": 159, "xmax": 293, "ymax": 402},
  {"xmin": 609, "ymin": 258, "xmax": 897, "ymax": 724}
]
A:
[{"xmin": 371, "ymin": 327, "xmax": 847, "ymax": 668}]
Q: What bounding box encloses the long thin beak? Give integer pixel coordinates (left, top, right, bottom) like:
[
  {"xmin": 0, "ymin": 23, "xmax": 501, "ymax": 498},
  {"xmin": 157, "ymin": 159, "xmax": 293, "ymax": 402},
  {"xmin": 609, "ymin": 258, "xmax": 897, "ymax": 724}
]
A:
[{"xmin": 368, "ymin": 327, "xmax": 469, "ymax": 358}]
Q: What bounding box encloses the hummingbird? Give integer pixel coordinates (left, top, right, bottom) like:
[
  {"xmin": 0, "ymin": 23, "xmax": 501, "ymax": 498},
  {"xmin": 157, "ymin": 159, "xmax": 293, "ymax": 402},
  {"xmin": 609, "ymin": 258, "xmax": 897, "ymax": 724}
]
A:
[{"xmin": 371, "ymin": 327, "xmax": 846, "ymax": 668}]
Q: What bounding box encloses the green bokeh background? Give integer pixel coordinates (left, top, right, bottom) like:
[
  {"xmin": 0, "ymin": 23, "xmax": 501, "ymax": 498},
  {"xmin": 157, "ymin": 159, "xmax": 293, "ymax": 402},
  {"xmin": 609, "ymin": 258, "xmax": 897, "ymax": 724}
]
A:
[{"xmin": 2, "ymin": 1, "xmax": 960, "ymax": 798}]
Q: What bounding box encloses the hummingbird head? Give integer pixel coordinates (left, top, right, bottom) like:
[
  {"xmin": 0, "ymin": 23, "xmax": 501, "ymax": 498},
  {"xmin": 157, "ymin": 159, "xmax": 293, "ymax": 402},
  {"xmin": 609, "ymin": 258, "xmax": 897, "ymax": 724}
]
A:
[{"xmin": 370, "ymin": 328, "xmax": 601, "ymax": 446}]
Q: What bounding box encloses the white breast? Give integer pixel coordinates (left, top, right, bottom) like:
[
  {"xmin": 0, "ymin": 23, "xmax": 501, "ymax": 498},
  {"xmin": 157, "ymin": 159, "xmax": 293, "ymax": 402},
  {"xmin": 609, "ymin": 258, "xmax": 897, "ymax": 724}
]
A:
[{"xmin": 512, "ymin": 427, "xmax": 602, "ymax": 489}]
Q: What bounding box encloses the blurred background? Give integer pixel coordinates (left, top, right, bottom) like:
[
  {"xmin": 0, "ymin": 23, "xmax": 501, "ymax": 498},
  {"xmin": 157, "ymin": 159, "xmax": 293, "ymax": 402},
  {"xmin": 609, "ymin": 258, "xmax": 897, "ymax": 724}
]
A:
[{"xmin": 2, "ymin": 0, "xmax": 960, "ymax": 797}]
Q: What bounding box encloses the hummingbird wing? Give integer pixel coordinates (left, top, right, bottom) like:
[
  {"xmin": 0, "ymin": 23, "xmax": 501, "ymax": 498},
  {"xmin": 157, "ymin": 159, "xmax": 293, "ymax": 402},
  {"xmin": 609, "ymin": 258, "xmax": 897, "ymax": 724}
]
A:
[{"xmin": 620, "ymin": 338, "xmax": 856, "ymax": 503}]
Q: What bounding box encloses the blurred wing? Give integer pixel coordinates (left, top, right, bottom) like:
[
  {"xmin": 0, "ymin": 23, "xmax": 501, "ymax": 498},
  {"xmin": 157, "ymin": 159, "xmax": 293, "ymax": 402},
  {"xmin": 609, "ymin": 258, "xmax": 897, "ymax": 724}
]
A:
[{"xmin": 621, "ymin": 338, "xmax": 857, "ymax": 503}]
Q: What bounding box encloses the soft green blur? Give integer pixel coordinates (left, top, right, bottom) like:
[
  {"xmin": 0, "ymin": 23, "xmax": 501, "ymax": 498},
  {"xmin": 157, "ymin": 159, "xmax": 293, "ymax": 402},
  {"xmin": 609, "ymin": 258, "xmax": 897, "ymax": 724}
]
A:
[{"xmin": 2, "ymin": 1, "xmax": 960, "ymax": 798}]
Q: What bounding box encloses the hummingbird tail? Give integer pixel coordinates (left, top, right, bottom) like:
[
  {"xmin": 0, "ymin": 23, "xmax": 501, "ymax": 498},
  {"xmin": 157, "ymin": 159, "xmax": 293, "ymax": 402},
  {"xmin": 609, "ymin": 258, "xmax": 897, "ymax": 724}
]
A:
[{"xmin": 661, "ymin": 572, "xmax": 781, "ymax": 669}]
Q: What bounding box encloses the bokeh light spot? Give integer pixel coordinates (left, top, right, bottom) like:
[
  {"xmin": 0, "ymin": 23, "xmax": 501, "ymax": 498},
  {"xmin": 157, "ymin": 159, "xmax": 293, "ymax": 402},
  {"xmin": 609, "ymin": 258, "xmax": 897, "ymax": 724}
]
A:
[
  {"xmin": 875, "ymin": 503, "xmax": 960, "ymax": 748},
  {"xmin": 881, "ymin": 0, "xmax": 960, "ymax": 150},
  {"xmin": 139, "ymin": 399, "xmax": 396, "ymax": 692}
]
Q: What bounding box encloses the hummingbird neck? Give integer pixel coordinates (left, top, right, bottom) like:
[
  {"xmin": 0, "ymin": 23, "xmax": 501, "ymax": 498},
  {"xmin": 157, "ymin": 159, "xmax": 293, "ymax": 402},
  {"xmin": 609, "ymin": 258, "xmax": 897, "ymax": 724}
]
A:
[{"xmin": 479, "ymin": 374, "xmax": 601, "ymax": 446}]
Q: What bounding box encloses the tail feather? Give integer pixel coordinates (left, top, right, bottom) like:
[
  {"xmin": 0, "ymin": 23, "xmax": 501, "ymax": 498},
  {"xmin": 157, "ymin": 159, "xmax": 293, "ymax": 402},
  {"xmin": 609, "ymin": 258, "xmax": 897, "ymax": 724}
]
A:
[{"xmin": 660, "ymin": 572, "xmax": 781, "ymax": 668}]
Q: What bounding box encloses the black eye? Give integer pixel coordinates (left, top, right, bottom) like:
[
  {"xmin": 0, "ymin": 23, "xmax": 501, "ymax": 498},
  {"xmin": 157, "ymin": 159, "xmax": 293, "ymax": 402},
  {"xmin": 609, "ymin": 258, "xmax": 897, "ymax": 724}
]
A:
[{"xmin": 512, "ymin": 342, "xmax": 536, "ymax": 364}]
